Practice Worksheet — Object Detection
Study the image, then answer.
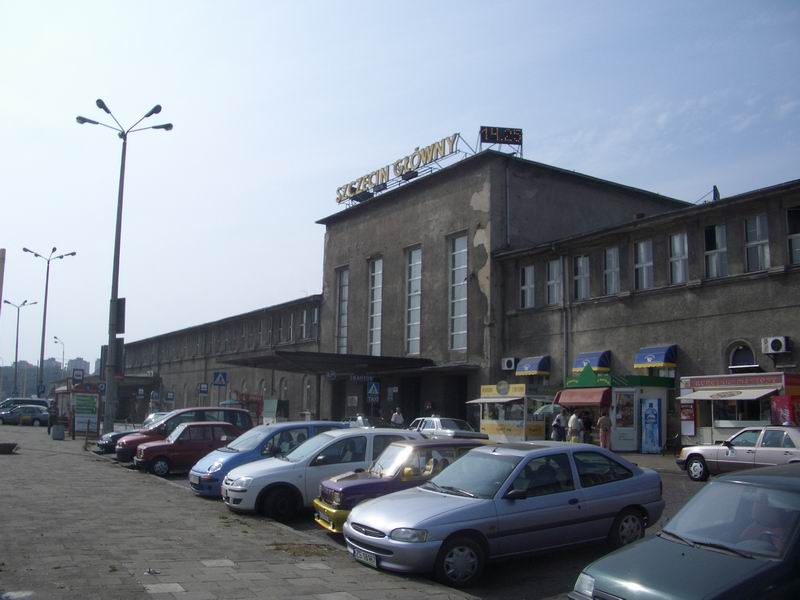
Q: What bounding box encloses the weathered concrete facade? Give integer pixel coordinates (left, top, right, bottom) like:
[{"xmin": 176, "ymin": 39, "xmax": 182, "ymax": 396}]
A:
[
  {"xmin": 316, "ymin": 151, "xmax": 688, "ymax": 420},
  {"xmin": 124, "ymin": 296, "xmax": 321, "ymax": 421}
]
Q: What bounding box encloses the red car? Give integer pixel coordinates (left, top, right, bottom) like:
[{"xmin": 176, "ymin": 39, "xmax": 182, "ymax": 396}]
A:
[
  {"xmin": 115, "ymin": 407, "xmax": 253, "ymax": 463},
  {"xmin": 134, "ymin": 421, "xmax": 240, "ymax": 476}
]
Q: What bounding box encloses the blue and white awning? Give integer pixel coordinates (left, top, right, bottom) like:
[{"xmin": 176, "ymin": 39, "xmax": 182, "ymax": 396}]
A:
[
  {"xmin": 572, "ymin": 350, "xmax": 611, "ymax": 373},
  {"xmin": 515, "ymin": 355, "xmax": 550, "ymax": 376},
  {"xmin": 634, "ymin": 345, "xmax": 677, "ymax": 369}
]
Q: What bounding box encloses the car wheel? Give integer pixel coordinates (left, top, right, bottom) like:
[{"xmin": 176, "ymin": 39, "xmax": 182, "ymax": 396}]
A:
[
  {"xmin": 434, "ymin": 536, "xmax": 485, "ymax": 587},
  {"xmin": 150, "ymin": 457, "xmax": 171, "ymax": 477},
  {"xmin": 687, "ymin": 456, "xmax": 709, "ymax": 482},
  {"xmin": 262, "ymin": 487, "xmax": 297, "ymax": 521},
  {"xmin": 32, "ymin": 419, "xmax": 42, "ymax": 427},
  {"xmin": 0, "ymin": 418, "xmax": 4, "ymax": 425},
  {"xmin": 609, "ymin": 508, "xmax": 645, "ymax": 548}
]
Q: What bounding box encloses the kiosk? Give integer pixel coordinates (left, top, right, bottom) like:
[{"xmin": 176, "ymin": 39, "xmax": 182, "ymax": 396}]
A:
[{"xmin": 466, "ymin": 382, "xmax": 551, "ymax": 442}]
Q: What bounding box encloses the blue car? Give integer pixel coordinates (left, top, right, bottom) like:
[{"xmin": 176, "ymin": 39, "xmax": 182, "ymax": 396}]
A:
[{"xmin": 189, "ymin": 421, "xmax": 346, "ymax": 497}]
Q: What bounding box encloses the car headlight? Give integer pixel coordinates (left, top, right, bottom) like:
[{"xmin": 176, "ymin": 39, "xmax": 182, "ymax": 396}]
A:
[
  {"xmin": 332, "ymin": 491, "xmax": 343, "ymax": 506},
  {"xmin": 390, "ymin": 528, "xmax": 428, "ymax": 543},
  {"xmin": 229, "ymin": 476, "xmax": 253, "ymax": 490},
  {"xmin": 208, "ymin": 461, "xmax": 223, "ymax": 473},
  {"xmin": 574, "ymin": 573, "xmax": 594, "ymax": 597}
]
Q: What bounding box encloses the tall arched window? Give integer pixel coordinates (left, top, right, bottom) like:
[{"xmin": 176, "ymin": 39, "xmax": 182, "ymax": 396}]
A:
[{"xmin": 729, "ymin": 344, "xmax": 759, "ymax": 373}]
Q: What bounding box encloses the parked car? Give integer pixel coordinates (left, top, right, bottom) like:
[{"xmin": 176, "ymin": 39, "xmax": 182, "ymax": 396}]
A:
[
  {"xmin": 407, "ymin": 416, "xmax": 488, "ymax": 439},
  {"xmin": 344, "ymin": 442, "xmax": 664, "ymax": 587},
  {"xmin": 677, "ymin": 425, "xmax": 800, "ymax": 481},
  {"xmin": 189, "ymin": 421, "xmax": 347, "ymax": 497},
  {"xmin": 314, "ymin": 438, "xmax": 487, "ymax": 533},
  {"xmin": 222, "ymin": 428, "xmax": 422, "ymax": 520},
  {"xmin": 0, "ymin": 397, "xmax": 50, "ymax": 411},
  {"xmin": 0, "ymin": 404, "xmax": 49, "ymax": 426},
  {"xmin": 341, "ymin": 415, "xmax": 393, "ymax": 428},
  {"xmin": 142, "ymin": 411, "xmax": 169, "ymax": 427},
  {"xmin": 569, "ymin": 463, "xmax": 800, "ymax": 600},
  {"xmin": 115, "ymin": 407, "xmax": 253, "ymax": 462},
  {"xmin": 96, "ymin": 428, "xmax": 141, "ymax": 453},
  {"xmin": 134, "ymin": 421, "xmax": 240, "ymax": 476}
]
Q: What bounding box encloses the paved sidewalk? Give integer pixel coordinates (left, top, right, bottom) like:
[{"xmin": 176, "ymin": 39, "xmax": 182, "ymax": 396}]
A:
[
  {"xmin": 616, "ymin": 451, "xmax": 683, "ymax": 475},
  {"xmin": 0, "ymin": 427, "xmax": 474, "ymax": 600}
]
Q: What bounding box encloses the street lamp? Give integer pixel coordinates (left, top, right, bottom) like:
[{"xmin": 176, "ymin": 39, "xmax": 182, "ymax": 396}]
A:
[
  {"xmin": 3, "ymin": 299, "xmax": 38, "ymax": 396},
  {"xmin": 77, "ymin": 99, "xmax": 173, "ymax": 433},
  {"xmin": 54, "ymin": 336, "xmax": 66, "ymax": 378},
  {"xmin": 23, "ymin": 247, "xmax": 76, "ymax": 395}
]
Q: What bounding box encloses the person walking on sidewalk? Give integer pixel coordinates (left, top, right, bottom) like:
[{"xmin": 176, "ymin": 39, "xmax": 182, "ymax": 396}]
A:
[
  {"xmin": 46, "ymin": 403, "xmax": 57, "ymax": 435},
  {"xmin": 567, "ymin": 410, "xmax": 583, "ymax": 443},
  {"xmin": 390, "ymin": 407, "xmax": 404, "ymax": 428},
  {"xmin": 597, "ymin": 410, "xmax": 612, "ymax": 449}
]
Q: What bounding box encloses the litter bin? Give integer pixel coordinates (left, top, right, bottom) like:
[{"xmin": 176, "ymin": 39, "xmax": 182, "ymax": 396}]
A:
[{"xmin": 51, "ymin": 424, "xmax": 65, "ymax": 441}]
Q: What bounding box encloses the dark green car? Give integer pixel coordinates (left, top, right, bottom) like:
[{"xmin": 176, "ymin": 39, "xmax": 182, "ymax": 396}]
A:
[{"xmin": 569, "ymin": 464, "xmax": 800, "ymax": 600}]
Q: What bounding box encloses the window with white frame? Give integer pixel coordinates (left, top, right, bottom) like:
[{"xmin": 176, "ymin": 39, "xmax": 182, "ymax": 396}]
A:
[
  {"xmin": 449, "ymin": 235, "xmax": 468, "ymax": 350},
  {"xmin": 573, "ymin": 255, "xmax": 589, "ymax": 300},
  {"xmin": 704, "ymin": 224, "xmax": 728, "ymax": 278},
  {"xmin": 406, "ymin": 247, "xmax": 422, "ymax": 355},
  {"xmin": 604, "ymin": 246, "xmax": 620, "ymax": 295},
  {"xmin": 546, "ymin": 258, "xmax": 562, "ymax": 305},
  {"xmin": 634, "ymin": 239, "xmax": 654, "ymax": 290},
  {"xmin": 276, "ymin": 316, "xmax": 283, "ymax": 343},
  {"xmin": 745, "ymin": 214, "xmax": 769, "ymax": 272},
  {"xmin": 298, "ymin": 309, "xmax": 307, "ymax": 339},
  {"xmin": 519, "ymin": 264, "xmax": 535, "ymax": 308},
  {"xmin": 288, "ymin": 313, "xmax": 294, "ymax": 342},
  {"xmin": 669, "ymin": 232, "xmax": 688, "ymax": 284},
  {"xmin": 336, "ymin": 268, "xmax": 349, "ymax": 354},
  {"xmin": 788, "ymin": 207, "xmax": 800, "ymax": 265},
  {"xmin": 312, "ymin": 307, "xmax": 319, "ymax": 338},
  {"xmin": 368, "ymin": 258, "xmax": 383, "ymax": 356}
]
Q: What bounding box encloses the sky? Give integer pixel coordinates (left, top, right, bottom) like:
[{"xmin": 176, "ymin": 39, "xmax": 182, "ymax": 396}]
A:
[{"xmin": 1, "ymin": 1, "xmax": 798, "ymax": 369}]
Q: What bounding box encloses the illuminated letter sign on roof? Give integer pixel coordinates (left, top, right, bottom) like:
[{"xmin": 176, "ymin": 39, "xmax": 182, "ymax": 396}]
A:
[{"xmin": 335, "ymin": 133, "xmax": 460, "ymax": 204}]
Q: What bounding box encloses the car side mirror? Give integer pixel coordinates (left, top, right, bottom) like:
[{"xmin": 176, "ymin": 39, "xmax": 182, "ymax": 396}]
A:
[
  {"xmin": 402, "ymin": 466, "xmax": 419, "ymax": 480},
  {"xmin": 262, "ymin": 446, "xmax": 277, "ymax": 456},
  {"xmin": 505, "ymin": 488, "xmax": 528, "ymax": 501},
  {"xmin": 313, "ymin": 455, "xmax": 328, "ymax": 466},
  {"xmin": 220, "ymin": 436, "xmax": 229, "ymax": 443},
  {"xmin": 723, "ymin": 440, "xmax": 733, "ymax": 448}
]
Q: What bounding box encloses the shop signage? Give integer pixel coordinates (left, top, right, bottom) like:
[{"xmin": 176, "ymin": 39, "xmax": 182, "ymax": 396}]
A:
[
  {"xmin": 336, "ymin": 133, "xmax": 460, "ymax": 203},
  {"xmin": 680, "ymin": 373, "xmax": 783, "ymax": 389},
  {"xmin": 566, "ymin": 364, "xmax": 612, "ymax": 388},
  {"xmin": 480, "ymin": 383, "xmax": 526, "ymax": 397}
]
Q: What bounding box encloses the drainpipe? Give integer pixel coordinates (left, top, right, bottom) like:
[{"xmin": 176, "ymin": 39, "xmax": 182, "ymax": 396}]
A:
[
  {"xmin": 561, "ymin": 254, "xmax": 570, "ymax": 388},
  {"xmin": 505, "ymin": 162, "xmax": 511, "ymax": 247}
]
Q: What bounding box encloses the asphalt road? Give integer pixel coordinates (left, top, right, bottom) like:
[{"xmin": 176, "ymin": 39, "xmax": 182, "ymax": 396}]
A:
[{"xmin": 0, "ymin": 426, "xmax": 706, "ymax": 600}]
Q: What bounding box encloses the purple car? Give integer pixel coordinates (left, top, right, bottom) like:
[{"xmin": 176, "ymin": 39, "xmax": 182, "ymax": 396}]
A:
[{"xmin": 313, "ymin": 438, "xmax": 486, "ymax": 533}]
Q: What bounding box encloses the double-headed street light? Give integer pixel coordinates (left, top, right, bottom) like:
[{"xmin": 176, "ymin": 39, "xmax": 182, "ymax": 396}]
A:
[
  {"xmin": 54, "ymin": 336, "xmax": 66, "ymax": 378},
  {"xmin": 23, "ymin": 247, "xmax": 76, "ymax": 395},
  {"xmin": 3, "ymin": 299, "xmax": 38, "ymax": 396},
  {"xmin": 77, "ymin": 99, "xmax": 173, "ymax": 433}
]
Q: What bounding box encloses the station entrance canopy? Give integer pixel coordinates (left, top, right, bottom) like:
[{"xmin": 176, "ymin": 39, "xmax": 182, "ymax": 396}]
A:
[{"xmin": 221, "ymin": 350, "xmax": 435, "ymax": 377}]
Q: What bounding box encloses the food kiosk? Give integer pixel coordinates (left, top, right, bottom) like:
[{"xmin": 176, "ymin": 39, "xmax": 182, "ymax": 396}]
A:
[{"xmin": 466, "ymin": 382, "xmax": 551, "ymax": 442}]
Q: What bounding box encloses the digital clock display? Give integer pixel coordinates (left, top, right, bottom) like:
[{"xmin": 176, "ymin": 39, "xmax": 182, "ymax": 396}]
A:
[{"xmin": 480, "ymin": 126, "xmax": 523, "ymax": 145}]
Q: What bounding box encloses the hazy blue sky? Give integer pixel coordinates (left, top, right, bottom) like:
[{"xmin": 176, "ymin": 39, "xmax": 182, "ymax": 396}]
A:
[{"xmin": 1, "ymin": 1, "xmax": 798, "ymax": 368}]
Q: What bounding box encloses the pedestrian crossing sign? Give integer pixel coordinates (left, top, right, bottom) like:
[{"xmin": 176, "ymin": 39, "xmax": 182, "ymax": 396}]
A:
[{"xmin": 212, "ymin": 371, "xmax": 228, "ymax": 386}]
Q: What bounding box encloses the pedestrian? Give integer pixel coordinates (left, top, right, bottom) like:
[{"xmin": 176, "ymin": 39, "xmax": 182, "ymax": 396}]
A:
[
  {"xmin": 597, "ymin": 410, "xmax": 612, "ymax": 449},
  {"xmin": 46, "ymin": 402, "xmax": 57, "ymax": 435},
  {"xmin": 391, "ymin": 407, "xmax": 404, "ymax": 428},
  {"xmin": 581, "ymin": 411, "xmax": 593, "ymax": 444},
  {"xmin": 550, "ymin": 409, "xmax": 565, "ymax": 441},
  {"xmin": 567, "ymin": 410, "xmax": 583, "ymax": 443}
]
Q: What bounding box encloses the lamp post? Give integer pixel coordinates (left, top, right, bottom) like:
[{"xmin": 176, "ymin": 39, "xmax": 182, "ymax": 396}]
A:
[
  {"xmin": 77, "ymin": 99, "xmax": 173, "ymax": 433},
  {"xmin": 54, "ymin": 336, "xmax": 66, "ymax": 379},
  {"xmin": 3, "ymin": 299, "xmax": 38, "ymax": 396},
  {"xmin": 23, "ymin": 247, "xmax": 76, "ymax": 395}
]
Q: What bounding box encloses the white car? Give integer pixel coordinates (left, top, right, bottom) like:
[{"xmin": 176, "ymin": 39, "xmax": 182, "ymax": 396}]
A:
[{"xmin": 222, "ymin": 428, "xmax": 421, "ymax": 520}]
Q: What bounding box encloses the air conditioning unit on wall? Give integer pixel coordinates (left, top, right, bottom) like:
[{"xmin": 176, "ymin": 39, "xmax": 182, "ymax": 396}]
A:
[
  {"xmin": 761, "ymin": 336, "xmax": 790, "ymax": 354},
  {"xmin": 501, "ymin": 357, "xmax": 517, "ymax": 371}
]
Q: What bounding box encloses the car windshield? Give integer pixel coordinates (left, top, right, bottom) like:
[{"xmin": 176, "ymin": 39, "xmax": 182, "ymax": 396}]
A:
[
  {"xmin": 143, "ymin": 409, "xmax": 179, "ymax": 432},
  {"xmin": 143, "ymin": 412, "xmax": 169, "ymax": 427},
  {"xmin": 369, "ymin": 444, "xmax": 412, "ymax": 477},
  {"xmin": 439, "ymin": 418, "xmax": 473, "ymax": 431},
  {"xmin": 663, "ymin": 480, "xmax": 800, "ymax": 559},
  {"xmin": 223, "ymin": 426, "xmax": 272, "ymax": 452},
  {"xmin": 284, "ymin": 432, "xmax": 336, "ymax": 462},
  {"xmin": 423, "ymin": 451, "xmax": 521, "ymax": 499},
  {"xmin": 166, "ymin": 423, "xmax": 188, "ymax": 443}
]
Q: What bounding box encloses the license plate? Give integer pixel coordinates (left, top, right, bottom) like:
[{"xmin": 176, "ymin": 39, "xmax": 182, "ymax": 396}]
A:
[
  {"xmin": 316, "ymin": 512, "xmax": 331, "ymax": 525},
  {"xmin": 189, "ymin": 474, "xmax": 200, "ymax": 485},
  {"xmin": 352, "ymin": 547, "xmax": 377, "ymax": 568}
]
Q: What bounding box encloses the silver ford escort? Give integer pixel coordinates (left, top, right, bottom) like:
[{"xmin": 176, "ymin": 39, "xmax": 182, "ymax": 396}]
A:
[{"xmin": 343, "ymin": 442, "xmax": 664, "ymax": 587}]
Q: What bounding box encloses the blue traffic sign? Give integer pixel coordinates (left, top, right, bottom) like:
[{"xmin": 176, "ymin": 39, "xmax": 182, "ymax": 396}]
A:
[
  {"xmin": 198, "ymin": 383, "xmax": 209, "ymax": 394},
  {"xmin": 367, "ymin": 381, "xmax": 380, "ymax": 404},
  {"xmin": 212, "ymin": 371, "xmax": 228, "ymax": 386}
]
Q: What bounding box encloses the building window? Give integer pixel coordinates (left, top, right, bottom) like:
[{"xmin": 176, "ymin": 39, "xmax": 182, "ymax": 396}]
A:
[
  {"xmin": 288, "ymin": 313, "xmax": 294, "ymax": 342},
  {"xmin": 729, "ymin": 344, "xmax": 759, "ymax": 373},
  {"xmin": 449, "ymin": 234, "xmax": 468, "ymax": 350},
  {"xmin": 312, "ymin": 307, "xmax": 319, "ymax": 339},
  {"xmin": 546, "ymin": 258, "xmax": 562, "ymax": 305},
  {"xmin": 573, "ymin": 255, "xmax": 589, "ymax": 300},
  {"xmin": 276, "ymin": 316, "xmax": 283, "ymax": 343},
  {"xmin": 336, "ymin": 268, "xmax": 349, "ymax": 354},
  {"xmin": 704, "ymin": 224, "xmax": 728, "ymax": 278},
  {"xmin": 519, "ymin": 264, "xmax": 535, "ymax": 308},
  {"xmin": 604, "ymin": 246, "xmax": 620, "ymax": 295},
  {"xmin": 368, "ymin": 257, "xmax": 383, "ymax": 356},
  {"xmin": 788, "ymin": 207, "xmax": 800, "ymax": 265},
  {"xmin": 669, "ymin": 232, "xmax": 688, "ymax": 284},
  {"xmin": 406, "ymin": 247, "xmax": 422, "ymax": 355},
  {"xmin": 634, "ymin": 239, "xmax": 654, "ymax": 290},
  {"xmin": 745, "ymin": 213, "xmax": 769, "ymax": 272},
  {"xmin": 298, "ymin": 309, "xmax": 307, "ymax": 339}
]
